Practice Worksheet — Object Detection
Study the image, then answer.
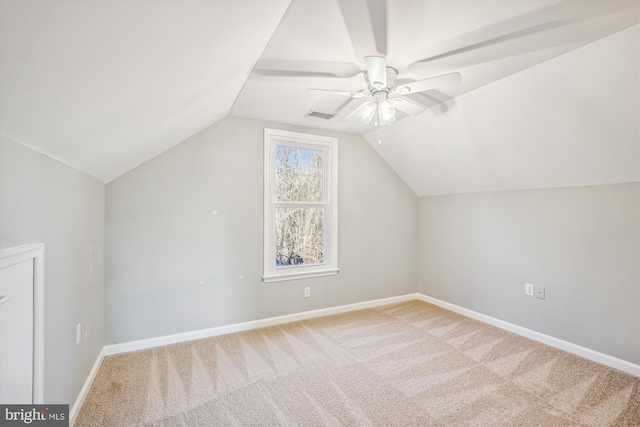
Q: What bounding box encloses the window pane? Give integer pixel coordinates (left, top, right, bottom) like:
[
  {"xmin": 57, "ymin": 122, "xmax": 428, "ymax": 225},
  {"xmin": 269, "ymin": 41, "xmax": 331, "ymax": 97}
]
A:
[
  {"xmin": 275, "ymin": 207, "xmax": 325, "ymax": 266},
  {"xmin": 275, "ymin": 145, "xmax": 323, "ymax": 202}
]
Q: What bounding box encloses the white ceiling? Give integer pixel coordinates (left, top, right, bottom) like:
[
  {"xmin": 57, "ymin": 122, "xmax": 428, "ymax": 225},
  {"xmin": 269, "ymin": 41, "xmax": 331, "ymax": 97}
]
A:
[
  {"xmin": 1, "ymin": 0, "xmax": 638, "ymax": 192},
  {"xmin": 0, "ymin": 0, "xmax": 289, "ymax": 182},
  {"xmin": 366, "ymin": 26, "xmax": 639, "ymax": 196}
]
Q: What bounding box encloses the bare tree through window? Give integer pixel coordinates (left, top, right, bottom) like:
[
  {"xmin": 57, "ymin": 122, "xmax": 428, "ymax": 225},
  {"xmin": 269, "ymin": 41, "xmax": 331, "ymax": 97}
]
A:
[{"xmin": 274, "ymin": 145, "xmax": 325, "ymax": 266}]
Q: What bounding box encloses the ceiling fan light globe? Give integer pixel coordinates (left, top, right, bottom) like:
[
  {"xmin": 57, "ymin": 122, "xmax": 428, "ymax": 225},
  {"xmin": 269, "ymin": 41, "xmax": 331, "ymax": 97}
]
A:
[
  {"xmin": 380, "ymin": 113, "xmax": 396, "ymax": 126},
  {"xmin": 378, "ymin": 99, "xmax": 396, "ymax": 126},
  {"xmin": 357, "ymin": 102, "xmax": 377, "ymax": 124}
]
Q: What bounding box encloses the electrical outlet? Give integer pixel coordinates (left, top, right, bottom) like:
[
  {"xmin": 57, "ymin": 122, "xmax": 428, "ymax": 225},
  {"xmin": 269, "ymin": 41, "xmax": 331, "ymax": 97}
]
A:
[
  {"xmin": 535, "ymin": 286, "xmax": 545, "ymax": 299},
  {"xmin": 304, "ymin": 287, "xmax": 310, "ymax": 298},
  {"xmin": 525, "ymin": 283, "xmax": 534, "ymax": 296},
  {"xmin": 76, "ymin": 323, "xmax": 82, "ymax": 345}
]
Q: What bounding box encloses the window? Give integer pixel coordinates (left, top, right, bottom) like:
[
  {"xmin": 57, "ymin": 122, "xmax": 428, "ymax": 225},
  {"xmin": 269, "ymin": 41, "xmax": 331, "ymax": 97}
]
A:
[{"xmin": 263, "ymin": 128, "xmax": 338, "ymax": 282}]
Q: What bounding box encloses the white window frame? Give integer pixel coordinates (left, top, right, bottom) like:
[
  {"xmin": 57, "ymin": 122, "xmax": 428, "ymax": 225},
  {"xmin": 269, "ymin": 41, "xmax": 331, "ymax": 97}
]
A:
[{"xmin": 263, "ymin": 128, "xmax": 339, "ymax": 282}]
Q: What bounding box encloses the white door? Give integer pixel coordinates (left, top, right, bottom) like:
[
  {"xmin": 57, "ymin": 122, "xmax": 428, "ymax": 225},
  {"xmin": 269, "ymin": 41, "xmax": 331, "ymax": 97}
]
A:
[{"xmin": 0, "ymin": 259, "xmax": 34, "ymax": 403}]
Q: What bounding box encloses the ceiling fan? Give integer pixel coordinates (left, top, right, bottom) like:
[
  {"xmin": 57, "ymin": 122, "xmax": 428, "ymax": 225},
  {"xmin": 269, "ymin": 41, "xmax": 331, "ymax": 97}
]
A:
[
  {"xmin": 250, "ymin": 0, "xmax": 634, "ymax": 129},
  {"xmin": 307, "ymin": 55, "xmax": 461, "ymax": 127}
]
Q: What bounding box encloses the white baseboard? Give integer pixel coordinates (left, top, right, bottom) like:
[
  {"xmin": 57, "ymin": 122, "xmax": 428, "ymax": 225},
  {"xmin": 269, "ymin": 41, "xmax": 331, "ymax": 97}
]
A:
[
  {"xmin": 416, "ymin": 293, "xmax": 640, "ymax": 377},
  {"xmin": 69, "ymin": 347, "xmax": 105, "ymax": 426},
  {"xmin": 104, "ymin": 293, "xmax": 418, "ymax": 356}
]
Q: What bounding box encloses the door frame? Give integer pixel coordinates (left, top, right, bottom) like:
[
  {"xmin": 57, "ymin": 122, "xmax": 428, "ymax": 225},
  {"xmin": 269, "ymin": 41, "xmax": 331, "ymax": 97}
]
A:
[{"xmin": 0, "ymin": 242, "xmax": 45, "ymax": 403}]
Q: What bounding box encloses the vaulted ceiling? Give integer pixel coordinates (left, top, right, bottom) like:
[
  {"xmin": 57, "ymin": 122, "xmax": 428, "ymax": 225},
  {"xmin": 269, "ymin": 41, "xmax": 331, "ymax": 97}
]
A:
[
  {"xmin": 0, "ymin": 0, "xmax": 290, "ymax": 182},
  {"xmin": 1, "ymin": 0, "xmax": 638, "ymax": 194}
]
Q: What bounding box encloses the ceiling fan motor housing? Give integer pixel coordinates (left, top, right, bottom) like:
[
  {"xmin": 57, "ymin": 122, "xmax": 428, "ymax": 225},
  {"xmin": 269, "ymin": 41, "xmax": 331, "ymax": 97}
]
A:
[
  {"xmin": 365, "ymin": 67, "xmax": 397, "ymax": 93},
  {"xmin": 372, "ymin": 90, "xmax": 389, "ymax": 101}
]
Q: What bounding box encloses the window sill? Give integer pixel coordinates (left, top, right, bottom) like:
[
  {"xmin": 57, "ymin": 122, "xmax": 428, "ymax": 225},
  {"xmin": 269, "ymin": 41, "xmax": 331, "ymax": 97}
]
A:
[{"xmin": 263, "ymin": 268, "xmax": 340, "ymax": 283}]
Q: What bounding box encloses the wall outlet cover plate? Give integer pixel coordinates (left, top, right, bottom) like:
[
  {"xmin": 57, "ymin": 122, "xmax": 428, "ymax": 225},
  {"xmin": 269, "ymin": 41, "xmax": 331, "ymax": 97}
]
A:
[{"xmin": 525, "ymin": 283, "xmax": 534, "ymax": 296}]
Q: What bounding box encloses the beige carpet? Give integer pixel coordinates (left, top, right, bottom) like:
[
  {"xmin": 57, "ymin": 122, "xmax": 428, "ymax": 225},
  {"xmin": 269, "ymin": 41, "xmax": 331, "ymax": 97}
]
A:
[{"xmin": 76, "ymin": 300, "xmax": 640, "ymax": 426}]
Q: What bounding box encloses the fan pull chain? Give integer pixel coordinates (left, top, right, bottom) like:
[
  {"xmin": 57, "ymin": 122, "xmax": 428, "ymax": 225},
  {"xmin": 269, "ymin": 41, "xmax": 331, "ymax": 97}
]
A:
[{"xmin": 377, "ymin": 103, "xmax": 382, "ymax": 144}]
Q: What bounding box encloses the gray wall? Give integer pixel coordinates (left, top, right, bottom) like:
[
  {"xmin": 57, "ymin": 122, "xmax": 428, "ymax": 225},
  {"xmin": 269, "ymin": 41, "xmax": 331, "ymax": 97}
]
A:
[
  {"xmin": 418, "ymin": 183, "xmax": 639, "ymax": 364},
  {"xmin": 0, "ymin": 136, "xmax": 105, "ymax": 404},
  {"xmin": 105, "ymin": 116, "xmax": 418, "ymax": 344}
]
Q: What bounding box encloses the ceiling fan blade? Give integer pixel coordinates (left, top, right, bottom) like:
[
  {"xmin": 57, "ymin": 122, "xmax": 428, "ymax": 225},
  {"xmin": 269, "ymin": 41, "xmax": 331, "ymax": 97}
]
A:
[
  {"xmin": 338, "ymin": 0, "xmax": 387, "ymax": 58},
  {"xmin": 253, "ymin": 59, "xmax": 361, "ymax": 79},
  {"xmin": 367, "ymin": 0, "xmax": 387, "ymax": 56},
  {"xmin": 336, "ymin": 97, "xmax": 367, "ymax": 119},
  {"xmin": 395, "ymin": 72, "xmax": 461, "ymax": 94},
  {"xmin": 307, "ymin": 88, "xmax": 366, "ymax": 98},
  {"xmin": 392, "ymin": 96, "xmax": 427, "ymax": 116},
  {"xmin": 344, "ymin": 100, "xmax": 372, "ymax": 121},
  {"xmin": 365, "ymin": 56, "xmax": 387, "ymax": 89},
  {"xmin": 407, "ymin": 1, "xmax": 637, "ymax": 72},
  {"xmin": 408, "ymin": 22, "xmax": 562, "ymax": 72},
  {"xmin": 406, "ymin": 90, "xmax": 454, "ymax": 115}
]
